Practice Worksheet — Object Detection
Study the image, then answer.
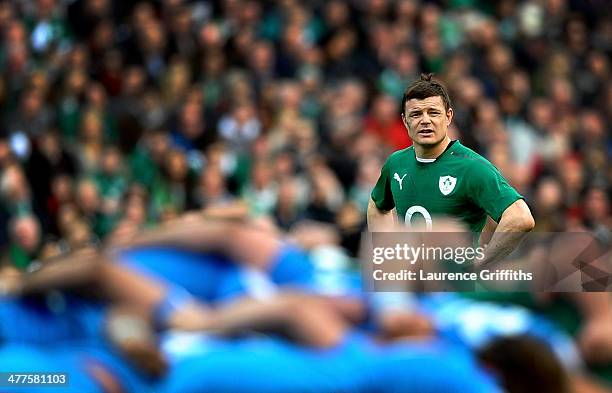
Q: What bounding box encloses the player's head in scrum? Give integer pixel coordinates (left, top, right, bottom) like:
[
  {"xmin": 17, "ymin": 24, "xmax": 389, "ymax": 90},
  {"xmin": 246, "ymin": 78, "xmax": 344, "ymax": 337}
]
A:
[{"xmin": 401, "ymin": 73, "xmax": 453, "ymax": 155}]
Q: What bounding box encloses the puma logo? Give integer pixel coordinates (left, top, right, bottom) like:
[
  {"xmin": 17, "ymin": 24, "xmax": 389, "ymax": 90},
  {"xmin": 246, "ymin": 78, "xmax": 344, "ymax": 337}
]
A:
[{"xmin": 394, "ymin": 173, "xmax": 407, "ymax": 190}]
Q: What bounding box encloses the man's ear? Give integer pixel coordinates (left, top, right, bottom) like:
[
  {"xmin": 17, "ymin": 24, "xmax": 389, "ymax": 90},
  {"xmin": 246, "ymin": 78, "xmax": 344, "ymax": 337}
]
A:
[
  {"xmin": 401, "ymin": 113, "xmax": 409, "ymax": 128},
  {"xmin": 446, "ymin": 108, "xmax": 454, "ymax": 126}
]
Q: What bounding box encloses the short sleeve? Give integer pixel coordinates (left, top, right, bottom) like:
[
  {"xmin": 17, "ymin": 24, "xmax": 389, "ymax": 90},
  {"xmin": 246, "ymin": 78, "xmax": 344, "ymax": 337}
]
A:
[
  {"xmin": 371, "ymin": 160, "xmax": 395, "ymax": 211},
  {"xmin": 468, "ymin": 160, "xmax": 523, "ymax": 222}
]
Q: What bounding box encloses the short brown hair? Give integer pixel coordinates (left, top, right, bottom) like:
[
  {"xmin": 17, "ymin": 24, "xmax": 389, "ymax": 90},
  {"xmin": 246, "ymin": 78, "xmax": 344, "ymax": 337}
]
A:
[{"xmin": 401, "ymin": 73, "xmax": 451, "ymax": 115}]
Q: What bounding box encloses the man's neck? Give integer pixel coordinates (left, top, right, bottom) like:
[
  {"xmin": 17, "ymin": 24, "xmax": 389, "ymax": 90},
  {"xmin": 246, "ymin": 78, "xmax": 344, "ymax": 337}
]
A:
[{"xmin": 414, "ymin": 137, "xmax": 452, "ymax": 159}]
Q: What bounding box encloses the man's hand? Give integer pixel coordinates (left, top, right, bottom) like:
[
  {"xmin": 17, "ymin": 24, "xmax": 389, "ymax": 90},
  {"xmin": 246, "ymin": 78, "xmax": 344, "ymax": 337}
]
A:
[
  {"xmin": 106, "ymin": 308, "xmax": 168, "ymax": 377},
  {"xmin": 476, "ymin": 199, "xmax": 535, "ymax": 269}
]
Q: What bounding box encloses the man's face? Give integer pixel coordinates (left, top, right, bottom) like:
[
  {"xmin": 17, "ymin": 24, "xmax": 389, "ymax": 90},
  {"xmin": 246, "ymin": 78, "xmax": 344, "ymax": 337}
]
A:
[{"xmin": 402, "ymin": 96, "xmax": 453, "ymax": 147}]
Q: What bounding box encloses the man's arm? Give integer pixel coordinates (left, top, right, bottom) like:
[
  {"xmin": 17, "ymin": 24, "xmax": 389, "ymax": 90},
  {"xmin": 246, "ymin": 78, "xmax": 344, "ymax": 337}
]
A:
[
  {"xmin": 109, "ymin": 216, "xmax": 281, "ymax": 271},
  {"xmin": 476, "ymin": 199, "xmax": 535, "ymax": 269},
  {"xmin": 367, "ymin": 198, "xmax": 396, "ymax": 231},
  {"xmin": 478, "ymin": 216, "xmax": 497, "ymax": 247}
]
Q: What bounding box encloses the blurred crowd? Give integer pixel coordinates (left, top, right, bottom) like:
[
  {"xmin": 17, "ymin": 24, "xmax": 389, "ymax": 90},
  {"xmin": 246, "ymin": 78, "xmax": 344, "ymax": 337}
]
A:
[{"xmin": 0, "ymin": 0, "xmax": 610, "ymax": 268}]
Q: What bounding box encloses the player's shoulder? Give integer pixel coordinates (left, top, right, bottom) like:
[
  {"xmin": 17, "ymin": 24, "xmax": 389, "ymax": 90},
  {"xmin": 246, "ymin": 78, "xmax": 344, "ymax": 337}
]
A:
[
  {"xmin": 385, "ymin": 146, "xmax": 413, "ymax": 164},
  {"xmin": 450, "ymin": 142, "xmax": 498, "ymax": 172}
]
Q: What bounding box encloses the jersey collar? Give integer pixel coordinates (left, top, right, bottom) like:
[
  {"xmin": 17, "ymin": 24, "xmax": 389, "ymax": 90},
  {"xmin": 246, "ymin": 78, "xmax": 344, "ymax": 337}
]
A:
[{"xmin": 413, "ymin": 140, "xmax": 459, "ymax": 165}]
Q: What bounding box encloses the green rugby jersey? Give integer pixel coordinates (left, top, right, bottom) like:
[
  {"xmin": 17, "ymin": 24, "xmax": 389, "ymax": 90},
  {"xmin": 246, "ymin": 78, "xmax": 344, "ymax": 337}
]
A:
[{"xmin": 371, "ymin": 141, "xmax": 523, "ymax": 233}]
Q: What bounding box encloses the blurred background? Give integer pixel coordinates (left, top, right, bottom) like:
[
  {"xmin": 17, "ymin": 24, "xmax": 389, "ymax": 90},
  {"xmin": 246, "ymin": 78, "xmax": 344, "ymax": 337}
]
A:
[
  {"xmin": 0, "ymin": 0, "xmax": 610, "ymax": 389},
  {"xmin": 1, "ymin": 0, "xmax": 611, "ymax": 259}
]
